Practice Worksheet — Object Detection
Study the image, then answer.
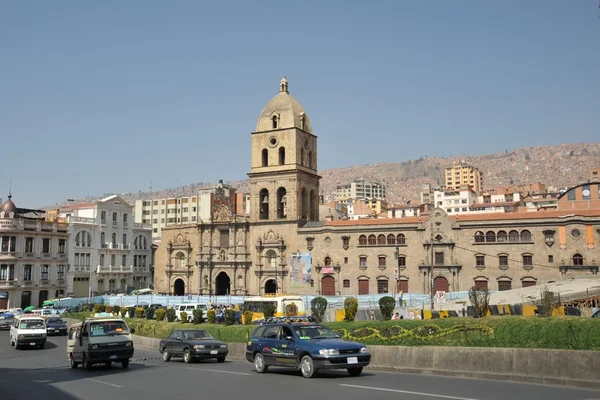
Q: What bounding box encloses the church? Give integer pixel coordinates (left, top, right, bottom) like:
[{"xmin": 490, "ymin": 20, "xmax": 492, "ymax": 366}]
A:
[{"xmin": 153, "ymin": 78, "xmax": 600, "ymax": 297}]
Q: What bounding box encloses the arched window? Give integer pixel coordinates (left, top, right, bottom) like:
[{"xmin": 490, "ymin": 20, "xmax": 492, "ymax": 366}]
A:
[
  {"xmin": 111, "ymin": 232, "xmax": 117, "ymax": 245},
  {"xmin": 266, "ymin": 250, "xmax": 277, "ymax": 269},
  {"xmin": 272, "ymin": 115, "xmax": 278, "ymax": 129},
  {"xmin": 279, "ymin": 147, "xmax": 285, "ymax": 165},
  {"xmin": 377, "ymin": 234, "xmax": 386, "ymax": 245},
  {"xmin": 509, "ymin": 230, "xmax": 519, "ymax": 242},
  {"xmin": 75, "ymin": 231, "xmax": 92, "ymax": 247},
  {"xmin": 276, "ymin": 187, "xmax": 287, "ymax": 219},
  {"xmin": 175, "ymin": 252, "xmax": 185, "ymax": 268},
  {"xmin": 520, "ymin": 230, "xmax": 531, "ymax": 242},
  {"xmin": 485, "ymin": 231, "xmax": 496, "ymax": 242},
  {"xmin": 368, "ymin": 235, "xmax": 377, "ymax": 245},
  {"xmin": 308, "ymin": 151, "xmax": 313, "ymax": 169},
  {"xmin": 134, "ymin": 235, "xmax": 148, "ymax": 250},
  {"xmin": 474, "ymin": 231, "xmax": 485, "ymax": 243},
  {"xmin": 573, "ymin": 253, "xmax": 583, "ymax": 266},
  {"xmin": 397, "ymin": 234, "xmax": 406, "ymax": 245},
  {"xmin": 386, "ymin": 234, "xmax": 396, "ymax": 245},
  {"xmin": 324, "ymin": 257, "xmax": 332, "ymax": 266},
  {"xmin": 259, "ymin": 189, "xmax": 270, "ymax": 220},
  {"xmin": 497, "ymin": 231, "xmax": 507, "ymax": 242},
  {"xmin": 100, "ymin": 232, "xmax": 106, "ymax": 245},
  {"xmin": 301, "ymin": 188, "xmax": 307, "ymax": 219},
  {"xmin": 310, "ymin": 190, "xmax": 317, "ymax": 221},
  {"xmin": 300, "ymin": 148, "xmax": 305, "ymax": 166},
  {"xmin": 261, "ymin": 148, "xmax": 268, "ymax": 167},
  {"xmin": 122, "ymin": 234, "xmax": 127, "ymax": 245},
  {"xmin": 358, "ymin": 235, "xmax": 367, "ymax": 245}
]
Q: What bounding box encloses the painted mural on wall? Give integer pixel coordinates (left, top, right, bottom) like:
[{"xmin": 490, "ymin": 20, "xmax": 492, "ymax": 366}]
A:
[{"xmin": 289, "ymin": 252, "xmax": 311, "ymax": 289}]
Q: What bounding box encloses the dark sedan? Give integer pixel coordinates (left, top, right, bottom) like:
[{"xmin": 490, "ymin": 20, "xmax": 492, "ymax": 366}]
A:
[
  {"xmin": 0, "ymin": 313, "xmax": 14, "ymax": 330},
  {"xmin": 45, "ymin": 317, "xmax": 68, "ymax": 336},
  {"xmin": 159, "ymin": 329, "xmax": 228, "ymax": 364}
]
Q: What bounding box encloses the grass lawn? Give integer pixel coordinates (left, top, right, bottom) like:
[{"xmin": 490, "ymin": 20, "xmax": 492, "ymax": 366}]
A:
[{"xmin": 63, "ymin": 312, "xmax": 600, "ymax": 351}]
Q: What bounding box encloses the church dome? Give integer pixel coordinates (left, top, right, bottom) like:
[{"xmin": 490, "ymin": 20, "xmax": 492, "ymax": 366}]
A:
[
  {"xmin": 255, "ymin": 77, "xmax": 312, "ymax": 133},
  {"xmin": 1, "ymin": 194, "xmax": 16, "ymax": 217}
]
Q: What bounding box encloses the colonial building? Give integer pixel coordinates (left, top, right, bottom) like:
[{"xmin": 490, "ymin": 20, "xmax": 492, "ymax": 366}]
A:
[
  {"xmin": 0, "ymin": 194, "xmax": 69, "ymax": 309},
  {"xmin": 60, "ymin": 195, "xmax": 153, "ymax": 297},
  {"xmin": 153, "ymin": 78, "xmax": 600, "ymax": 298}
]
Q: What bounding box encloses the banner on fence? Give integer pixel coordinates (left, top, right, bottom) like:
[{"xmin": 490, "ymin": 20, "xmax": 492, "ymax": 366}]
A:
[{"xmin": 289, "ymin": 252, "xmax": 311, "ymax": 289}]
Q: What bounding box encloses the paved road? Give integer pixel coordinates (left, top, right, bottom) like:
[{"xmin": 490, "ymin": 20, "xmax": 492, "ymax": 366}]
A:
[{"xmin": 0, "ymin": 330, "xmax": 598, "ymax": 400}]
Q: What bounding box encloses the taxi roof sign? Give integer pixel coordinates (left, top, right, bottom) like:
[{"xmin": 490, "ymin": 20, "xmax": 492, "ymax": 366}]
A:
[{"xmin": 93, "ymin": 312, "xmax": 114, "ymax": 318}]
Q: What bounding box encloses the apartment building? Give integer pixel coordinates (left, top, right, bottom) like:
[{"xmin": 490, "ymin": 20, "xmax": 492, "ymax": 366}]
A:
[
  {"xmin": 445, "ymin": 162, "xmax": 483, "ymax": 194},
  {"xmin": 60, "ymin": 195, "xmax": 153, "ymax": 297},
  {"xmin": 334, "ymin": 179, "xmax": 386, "ymax": 201},
  {"xmin": 591, "ymin": 168, "xmax": 600, "ymax": 183},
  {"xmin": 433, "ymin": 185, "xmax": 478, "ymax": 215},
  {"xmin": 0, "ymin": 194, "xmax": 69, "ymax": 309},
  {"xmin": 134, "ymin": 180, "xmax": 237, "ymax": 240}
]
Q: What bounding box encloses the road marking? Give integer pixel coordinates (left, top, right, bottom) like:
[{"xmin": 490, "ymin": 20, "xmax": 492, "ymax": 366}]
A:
[
  {"xmin": 86, "ymin": 378, "xmax": 123, "ymax": 388},
  {"xmin": 187, "ymin": 367, "xmax": 252, "ymax": 376},
  {"xmin": 339, "ymin": 384, "xmax": 482, "ymax": 400}
]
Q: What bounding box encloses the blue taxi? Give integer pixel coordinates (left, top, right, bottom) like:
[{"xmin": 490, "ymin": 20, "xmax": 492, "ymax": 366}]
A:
[{"xmin": 245, "ymin": 317, "xmax": 370, "ymax": 378}]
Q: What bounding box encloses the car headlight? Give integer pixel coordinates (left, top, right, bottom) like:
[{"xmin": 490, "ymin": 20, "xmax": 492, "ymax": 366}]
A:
[
  {"xmin": 193, "ymin": 344, "xmax": 205, "ymax": 349},
  {"xmin": 126, "ymin": 341, "xmax": 132, "ymax": 347},
  {"xmin": 18, "ymin": 334, "xmax": 24, "ymax": 339},
  {"xmin": 220, "ymin": 344, "xmax": 227, "ymax": 349},
  {"xmin": 318, "ymin": 349, "xmax": 339, "ymax": 356},
  {"xmin": 360, "ymin": 347, "xmax": 368, "ymax": 353},
  {"xmin": 92, "ymin": 344, "xmax": 99, "ymax": 349}
]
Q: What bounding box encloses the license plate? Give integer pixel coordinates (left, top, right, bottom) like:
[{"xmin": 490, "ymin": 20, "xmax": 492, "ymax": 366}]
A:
[
  {"xmin": 110, "ymin": 355, "xmax": 118, "ymax": 360},
  {"xmin": 210, "ymin": 350, "xmax": 218, "ymax": 355},
  {"xmin": 347, "ymin": 357, "xmax": 358, "ymax": 364},
  {"xmin": 30, "ymin": 342, "xmax": 36, "ymax": 346}
]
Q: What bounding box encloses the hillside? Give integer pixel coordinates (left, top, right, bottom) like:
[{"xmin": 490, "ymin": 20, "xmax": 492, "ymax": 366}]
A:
[{"xmin": 51, "ymin": 142, "xmax": 600, "ymax": 207}]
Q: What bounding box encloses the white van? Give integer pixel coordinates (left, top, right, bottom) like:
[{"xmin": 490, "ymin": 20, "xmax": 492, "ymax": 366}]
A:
[
  {"xmin": 9, "ymin": 314, "xmax": 47, "ymax": 349},
  {"xmin": 175, "ymin": 303, "xmax": 208, "ymax": 322},
  {"xmin": 67, "ymin": 313, "xmax": 135, "ymax": 370}
]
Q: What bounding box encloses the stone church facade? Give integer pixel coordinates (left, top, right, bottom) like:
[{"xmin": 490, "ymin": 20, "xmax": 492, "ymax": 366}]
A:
[{"xmin": 153, "ymin": 78, "xmax": 600, "ymax": 297}]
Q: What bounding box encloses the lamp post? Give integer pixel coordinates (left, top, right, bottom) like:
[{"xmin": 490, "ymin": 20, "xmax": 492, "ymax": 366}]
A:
[
  {"xmin": 57, "ymin": 267, "xmax": 64, "ymax": 308},
  {"xmin": 393, "ymin": 246, "xmax": 400, "ymax": 300}
]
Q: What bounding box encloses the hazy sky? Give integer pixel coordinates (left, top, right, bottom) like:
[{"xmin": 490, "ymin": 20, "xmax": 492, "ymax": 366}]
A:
[{"xmin": 1, "ymin": 1, "xmax": 599, "ymax": 207}]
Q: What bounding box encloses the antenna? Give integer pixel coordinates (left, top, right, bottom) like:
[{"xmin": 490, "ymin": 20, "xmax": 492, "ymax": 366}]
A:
[{"xmin": 8, "ymin": 174, "xmax": 12, "ymax": 198}]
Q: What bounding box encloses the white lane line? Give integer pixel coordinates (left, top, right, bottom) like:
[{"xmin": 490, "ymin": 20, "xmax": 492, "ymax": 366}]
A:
[
  {"xmin": 339, "ymin": 384, "xmax": 482, "ymax": 400},
  {"xmin": 86, "ymin": 378, "xmax": 123, "ymax": 388},
  {"xmin": 187, "ymin": 367, "xmax": 252, "ymax": 376}
]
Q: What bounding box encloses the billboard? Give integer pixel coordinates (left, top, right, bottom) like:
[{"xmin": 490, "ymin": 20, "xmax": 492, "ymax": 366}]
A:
[{"xmin": 289, "ymin": 252, "xmax": 311, "ymax": 289}]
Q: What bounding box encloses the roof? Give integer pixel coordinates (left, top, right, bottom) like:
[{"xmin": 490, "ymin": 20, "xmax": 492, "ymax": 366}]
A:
[
  {"xmin": 255, "ymin": 77, "xmax": 312, "ymax": 133},
  {"xmin": 1, "ymin": 194, "xmax": 17, "ymax": 215},
  {"xmin": 469, "ymin": 201, "xmax": 520, "ymax": 208}
]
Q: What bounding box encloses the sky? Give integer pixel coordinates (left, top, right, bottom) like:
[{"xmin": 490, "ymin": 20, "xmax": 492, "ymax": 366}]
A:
[{"xmin": 1, "ymin": 1, "xmax": 599, "ymax": 207}]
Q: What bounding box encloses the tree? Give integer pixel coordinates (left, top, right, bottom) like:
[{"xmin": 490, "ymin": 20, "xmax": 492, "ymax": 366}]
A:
[
  {"xmin": 310, "ymin": 297, "xmax": 328, "ymax": 322},
  {"xmin": 539, "ymin": 286, "xmax": 557, "ymax": 317},
  {"xmin": 378, "ymin": 296, "xmax": 396, "ymax": 320},
  {"xmin": 468, "ymin": 286, "xmax": 490, "ymax": 318},
  {"xmin": 262, "ymin": 303, "xmax": 276, "ymax": 319},
  {"xmin": 344, "ymin": 297, "xmax": 358, "ymax": 322}
]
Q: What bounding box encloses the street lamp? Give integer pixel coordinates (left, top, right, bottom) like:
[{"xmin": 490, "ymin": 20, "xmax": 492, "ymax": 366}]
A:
[{"xmin": 393, "ymin": 246, "xmax": 400, "ymax": 299}]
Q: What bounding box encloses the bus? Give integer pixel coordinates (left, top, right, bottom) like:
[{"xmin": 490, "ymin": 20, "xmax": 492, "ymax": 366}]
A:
[{"xmin": 242, "ymin": 295, "xmax": 306, "ymax": 322}]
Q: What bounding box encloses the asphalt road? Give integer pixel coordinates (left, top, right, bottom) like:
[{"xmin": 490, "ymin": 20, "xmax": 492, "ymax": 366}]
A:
[{"xmin": 0, "ymin": 330, "xmax": 598, "ymax": 400}]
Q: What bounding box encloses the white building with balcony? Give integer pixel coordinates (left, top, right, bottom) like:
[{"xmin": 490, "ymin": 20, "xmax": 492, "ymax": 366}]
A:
[
  {"xmin": 0, "ymin": 194, "xmax": 69, "ymax": 309},
  {"xmin": 60, "ymin": 195, "xmax": 153, "ymax": 297}
]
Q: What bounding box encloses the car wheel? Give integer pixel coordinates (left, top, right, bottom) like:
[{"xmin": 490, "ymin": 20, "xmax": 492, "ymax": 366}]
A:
[
  {"xmin": 121, "ymin": 360, "xmax": 129, "ymax": 369},
  {"xmin": 162, "ymin": 348, "xmax": 171, "ymax": 362},
  {"xmin": 300, "ymin": 355, "xmax": 317, "ymax": 378},
  {"xmin": 82, "ymin": 354, "xmax": 92, "ymax": 370},
  {"xmin": 69, "ymin": 355, "xmax": 79, "ymax": 369},
  {"xmin": 348, "ymin": 367, "xmax": 363, "ymax": 376},
  {"xmin": 254, "ymin": 353, "xmax": 268, "ymax": 373},
  {"xmin": 183, "ymin": 349, "xmax": 192, "ymax": 364},
  {"xmin": 217, "ymin": 356, "xmax": 225, "ymax": 363}
]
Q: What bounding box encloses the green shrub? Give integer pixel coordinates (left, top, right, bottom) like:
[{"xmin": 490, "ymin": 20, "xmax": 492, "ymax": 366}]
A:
[
  {"xmin": 180, "ymin": 311, "xmax": 188, "ymax": 323},
  {"xmin": 99, "ymin": 304, "xmax": 106, "ymax": 312},
  {"xmin": 262, "ymin": 303, "xmax": 276, "ymax": 319},
  {"xmin": 285, "ymin": 302, "xmax": 298, "ymax": 316},
  {"xmin": 378, "ymin": 296, "xmax": 396, "ymax": 320},
  {"xmin": 120, "ymin": 308, "xmax": 127, "ymax": 318},
  {"xmin": 135, "ymin": 307, "xmax": 144, "ymax": 318},
  {"xmin": 113, "ymin": 306, "xmax": 120, "ymax": 316},
  {"xmin": 207, "ymin": 309, "xmax": 216, "ymax": 324},
  {"xmin": 243, "ymin": 311, "xmax": 253, "ymax": 325},
  {"xmin": 192, "ymin": 309, "xmax": 203, "ymax": 324},
  {"xmin": 469, "ymin": 286, "xmax": 491, "ymax": 318},
  {"xmin": 145, "ymin": 307, "xmax": 155, "ymax": 320},
  {"xmin": 155, "ymin": 308, "xmax": 166, "ymax": 321},
  {"xmin": 105, "ymin": 305, "xmax": 113, "ymax": 314},
  {"xmin": 310, "ymin": 297, "xmax": 328, "ymax": 322},
  {"xmin": 166, "ymin": 308, "xmax": 176, "ymax": 322},
  {"xmin": 94, "ymin": 304, "xmax": 102, "ymax": 313},
  {"xmin": 344, "ymin": 297, "xmax": 358, "ymax": 322},
  {"xmin": 224, "ymin": 309, "xmax": 236, "ymax": 325},
  {"xmin": 128, "ymin": 307, "xmax": 136, "ymax": 318}
]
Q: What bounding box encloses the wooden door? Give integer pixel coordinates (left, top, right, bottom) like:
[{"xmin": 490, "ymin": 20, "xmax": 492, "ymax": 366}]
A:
[
  {"xmin": 433, "ymin": 276, "xmax": 449, "ymax": 293},
  {"xmin": 358, "ymin": 279, "xmax": 369, "ymax": 295},
  {"xmin": 321, "ymin": 276, "xmax": 335, "ymax": 296},
  {"xmin": 398, "ymin": 280, "xmax": 408, "ymax": 294}
]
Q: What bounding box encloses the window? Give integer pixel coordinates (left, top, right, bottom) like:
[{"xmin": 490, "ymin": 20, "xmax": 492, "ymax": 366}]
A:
[
  {"xmin": 377, "ymin": 235, "xmax": 386, "ymax": 245},
  {"xmin": 344, "ymin": 257, "xmax": 348, "ymax": 264},
  {"xmin": 573, "ymin": 253, "xmax": 583, "ymax": 266},
  {"xmin": 58, "ymin": 239, "xmax": 66, "ymax": 254},
  {"xmin": 24, "ymin": 265, "xmax": 32, "ymax": 281},
  {"xmin": 111, "ymin": 254, "xmax": 116, "ymax": 266},
  {"xmin": 276, "ymin": 187, "xmax": 287, "ymax": 219},
  {"xmin": 435, "ymin": 252, "xmax": 444, "ymax": 265},
  {"xmin": 101, "ymin": 211, "xmax": 106, "ymax": 221},
  {"xmin": 261, "ymin": 149, "xmax": 268, "ymax": 167},
  {"xmin": 397, "ymin": 234, "xmax": 406, "ymax": 245},
  {"xmin": 123, "ymin": 213, "xmax": 128, "ymax": 223},
  {"xmin": 122, "ymin": 234, "xmax": 127, "ymax": 246},
  {"xmin": 386, "ymin": 234, "xmax": 395, "ymax": 245},
  {"xmin": 308, "ymin": 151, "xmax": 313, "ymax": 169},
  {"xmin": 378, "ymin": 256, "xmax": 386, "ymax": 267},
  {"xmin": 474, "ymin": 280, "xmax": 488, "ymax": 290},
  {"xmin": 499, "ymin": 255, "xmax": 508, "ymax": 267},
  {"xmin": 219, "ymin": 230, "xmax": 229, "ymax": 248},
  {"xmin": 41, "ymin": 265, "xmax": 49, "ymax": 281},
  {"xmin": 520, "ymin": 230, "xmax": 532, "ymax": 242},
  {"xmin": 100, "ymin": 254, "xmax": 105, "ymax": 266},
  {"xmin": 548, "ymin": 255, "xmax": 554, "ymax": 263},
  {"xmin": 476, "ymin": 255, "xmax": 485, "ymax": 266},
  {"xmin": 358, "ymin": 235, "xmax": 367, "ymax": 245},
  {"xmin": 278, "ymin": 147, "xmax": 285, "ymax": 165},
  {"xmin": 342, "ymin": 237, "xmax": 350, "ymax": 248},
  {"xmin": 485, "ymin": 231, "xmax": 496, "ymax": 242},
  {"xmin": 100, "ymin": 232, "xmax": 106, "ymax": 246},
  {"xmin": 25, "ymin": 237, "xmax": 34, "ymax": 253},
  {"xmin": 398, "ymin": 280, "xmax": 409, "ymax": 293},
  {"xmin": 498, "ymin": 281, "xmax": 512, "ymax": 291},
  {"xmin": 42, "ymin": 238, "xmax": 51, "ymax": 254},
  {"xmin": 343, "ymin": 279, "xmax": 350, "ymax": 288},
  {"xmin": 398, "ymin": 256, "xmax": 406, "ymax": 267},
  {"xmin": 497, "ymin": 231, "xmax": 507, "ymax": 242},
  {"xmin": 259, "ymin": 189, "xmax": 269, "ymax": 220},
  {"xmin": 474, "ymin": 232, "xmax": 485, "ymax": 243},
  {"xmin": 359, "ymin": 256, "xmax": 367, "ymax": 268},
  {"xmin": 368, "ymin": 235, "xmax": 376, "ymax": 245},
  {"xmin": 571, "ymin": 229, "xmax": 581, "ymax": 239},
  {"xmin": 544, "ymin": 231, "xmax": 555, "ymax": 245},
  {"xmin": 266, "ymin": 250, "xmax": 277, "ymax": 269},
  {"xmin": 122, "ymin": 255, "xmax": 127, "ymax": 266},
  {"xmin": 377, "ymin": 279, "xmax": 389, "ymax": 294},
  {"xmin": 272, "ymin": 115, "xmax": 278, "ymax": 129},
  {"xmin": 0, "ymin": 265, "xmax": 6, "ymax": 280},
  {"xmin": 324, "ymin": 257, "xmax": 332, "ymax": 267},
  {"xmin": 112, "ymin": 212, "xmax": 117, "ymax": 222},
  {"xmin": 522, "ymin": 255, "xmax": 533, "ymax": 266},
  {"xmin": 509, "ymin": 230, "xmax": 519, "ymax": 242}
]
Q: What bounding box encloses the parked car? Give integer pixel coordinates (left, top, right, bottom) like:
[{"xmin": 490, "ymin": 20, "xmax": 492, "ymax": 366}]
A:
[
  {"xmin": 246, "ymin": 317, "xmax": 371, "ymax": 378},
  {"xmin": 0, "ymin": 312, "xmax": 14, "ymax": 330},
  {"xmin": 46, "ymin": 317, "xmax": 68, "ymax": 336},
  {"xmin": 159, "ymin": 329, "xmax": 228, "ymax": 363}
]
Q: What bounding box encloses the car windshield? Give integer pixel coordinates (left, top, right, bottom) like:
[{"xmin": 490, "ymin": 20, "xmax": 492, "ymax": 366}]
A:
[
  {"xmin": 19, "ymin": 320, "xmax": 45, "ymax": 330},
  {"xmin": 183, "ymin": 330, "xmax": 214, "ymax": 340},
  {"xmin": 90, "ymin": 321, "xmax": 130, "ymax": 337},
  {"xmin": 47, "ymin": 318, "xmax": 63, "ymax": 324},
  {"xmin": 294, "ymin": 325, "xmax": 340, "ymax": 340}
]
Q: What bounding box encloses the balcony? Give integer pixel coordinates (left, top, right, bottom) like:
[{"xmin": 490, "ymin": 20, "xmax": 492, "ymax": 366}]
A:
[
  {"xmin": 57, "ymin": 253, "xmax": 68, "ymax": 260},
  {"xmin": 112, "ymin": 221, "xmax": 118, "ymax": 228},
  {"xmin": 97, "ymin": 265, "xmax": 134, "ymax": 274},
  {"xmin": 109, "ymin": 242, "xmax": 120, "ymax": 250},
  {"xmin": 133, "ymin": 223, "xmax": 152, "ymax": 229},
  {"xmin": 0, "ymin": 280, "xmax": 17, "ymax": 288}
]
